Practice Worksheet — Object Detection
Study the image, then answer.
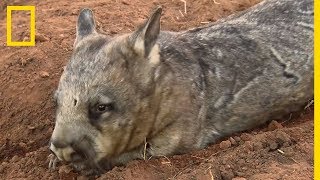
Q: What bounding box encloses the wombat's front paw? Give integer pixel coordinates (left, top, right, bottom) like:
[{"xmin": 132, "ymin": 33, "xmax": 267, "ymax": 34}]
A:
[
  {"xmin": 72, "ymin": 162, "xmax": 87, "ymax": 171},
  {"xmin": 48, "ymin": 153, "xmax": 60, "ymax": 170},
  {"xmin": 72, "ymin": 162, "xmax": 103, "ymax": 175}
]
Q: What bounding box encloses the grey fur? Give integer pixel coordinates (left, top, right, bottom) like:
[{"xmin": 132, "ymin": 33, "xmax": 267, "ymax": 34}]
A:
[{"xmin": 49, "ymin": 0, "xmax": 313, "ymax": 174}]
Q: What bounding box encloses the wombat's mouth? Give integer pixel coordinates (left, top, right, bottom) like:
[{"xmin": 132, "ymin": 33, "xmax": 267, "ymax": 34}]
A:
[
  {"xmin": 49, "ymin": 151, "xmax": 111, "ymax": 175},
  {"xmin": 69, "ymin": 137, "xmax": 111, "ymax": 174},
  {"xmin": 71, "ymin": 157, "xmax": 112, "ymax": 175}
]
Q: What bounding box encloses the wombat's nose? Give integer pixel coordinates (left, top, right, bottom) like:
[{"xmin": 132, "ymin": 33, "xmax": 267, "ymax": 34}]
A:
[
  {"xmin": 49, "ymin": 138, "xmax": 75, "ymax": 162},
  {"xmin": 51, "ymin": 139, "xmax": 68, "ymax": 149}
]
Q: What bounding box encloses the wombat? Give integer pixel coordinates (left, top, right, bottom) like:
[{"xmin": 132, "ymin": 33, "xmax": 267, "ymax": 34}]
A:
[{"xmin": 49, "ymin": 0, "xmax": 313, "ymax": 174}]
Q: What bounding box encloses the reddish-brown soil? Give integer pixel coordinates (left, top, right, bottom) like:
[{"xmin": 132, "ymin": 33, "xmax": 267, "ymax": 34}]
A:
[{"xmin": 0, "ymin": 0, "xmax": 314, "ymax": 179}]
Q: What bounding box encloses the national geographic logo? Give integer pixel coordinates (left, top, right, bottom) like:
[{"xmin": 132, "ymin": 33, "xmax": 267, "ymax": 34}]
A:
[{"xmin": 6, "ymin": 6, "xmax": 35, "ymax": 46}]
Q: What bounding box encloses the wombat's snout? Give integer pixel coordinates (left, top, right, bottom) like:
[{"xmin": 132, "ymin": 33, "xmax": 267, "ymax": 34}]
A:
[{"xmin": 49, "ymin": 135, "xmax": 91, "ymax": 163}]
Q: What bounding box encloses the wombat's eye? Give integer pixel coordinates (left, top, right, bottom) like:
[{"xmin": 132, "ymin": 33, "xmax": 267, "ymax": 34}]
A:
[{"xmin": 95, "ymin": 103, "xmax": 114, "ymax": 113}]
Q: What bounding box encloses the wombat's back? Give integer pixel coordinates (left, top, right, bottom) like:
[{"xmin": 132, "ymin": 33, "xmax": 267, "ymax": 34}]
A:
[{"xmin": 158, "ymin": 0, "xmax": 313, "ymax": 141}]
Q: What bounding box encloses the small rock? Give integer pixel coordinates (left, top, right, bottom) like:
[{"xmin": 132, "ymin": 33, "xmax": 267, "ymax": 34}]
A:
[
  {"xmin": 283, "ymin": 142, "xmax": 290, "ymax": 147},
  {"xmin": 23, "ymin": 36, "xmax": 30, "ymax": 42},
  {"xmin": 240, "ymin": 133, "xmax": 252, "ymax": 141},
  {"xmin": 39, "ymin": 71, "xmax": 50, "ymax": 78},
  {"xmin": 243, "ymin": 141, "xmax": 254, "ymax": 151},
  {"xmin": 48, "ymin": 127, "xmax": 53, "ymax": 133},
  {"xmin": 71, "ymin": 10, "xmax": 78, "ymax": 15},
  {"xmin": 234, "ymin": 136, "xmax": 241, "ymax": 142},
  {"xmin": 11, "ymin": 155, "xmax": 19, "ymax": 162},
  {"xmin": 268, "ymin": 141, "xmax": 278, "ymax": 150},
  {"xmin": 253, "ymin": 142, "xmax": 264, "ymax": 151},
  {"xmin": 58, "ymin": 165, "xmax": 72, "ymax": 174},
  {"xmin": 221, "ymin": 159, "xmax": 227, "ymax": 165},
  {"xmin": 18, "ymin": 142, "xmax": 27, "ymax": 149},
  {"xmin": 282, "ymin": 147, "xmax": 294, "ymax": 157},
  {"xmin": 0, "ymin": 164, "xmax": 4, "ymax": 173},
  {"xmin": 27, "ymin": 126, "xmax": 36, "ymax": 130},
  {"xmin": 77, "ymin": 175, "xmax": 89, "ymax": 180},
  {"xmin": 275, "ymin": 131, "xmax": 291, "ymax": 144},
  {"xmin": 237, "ymin": 159, "xmax": 245, "ymax": 165},
  {"xmin": 229, "ymin": 137, "xmax": 237, "ymax": 145},
  {"xmin": 36, "ymin": 34, "xmax": 49, "ymax": 42},
  {"xmin": 221, "ymin": 170, "xmax": 235, "ymax": 180},
  {"xmin": 232, "ymin": 177, "xmax": 247, "ymax": 180},
  {"xmin": 21, "ymin": 59, "xmax": 27, "ymax": 66},
  {"xmin": 22, "ymin": 58, "xmax": 33, "ymax": 66},
  {"xmin": 268, "ymin": 120, "xmax": 283, "ymax": 131},
  {"xmin": 234, "ymin": 171, "xmax": 246, "ymax": 177},
  {"xmin": 219, "ymin": 140, "xmax": 232, "ymax": 150},
  {"xmin": 121, "ymin": 0, "xmax": 130, "ymax": 5}
]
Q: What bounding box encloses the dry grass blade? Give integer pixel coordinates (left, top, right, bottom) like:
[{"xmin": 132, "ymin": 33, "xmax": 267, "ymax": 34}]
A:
[
  {"xmin": 304, "ymin": 99, "xmax": 314, "ymax": 109},
  {"xmin": 179, "ymin": 0, "xmax": 187, "ymax": 14},
  {"xmin": 143, "ymin": 138, "xmax": 147, "ymax": 160},
  {"xmin": 178, "ymin": 10, "xmax": 185, "ymax": 17},
  {"xmin": 277, "ymin": 149, "xmax": 285, "ymax": 154},
  {"xmin": 213, "ymin": 0, "xmax": 220, "ymax": 4}
]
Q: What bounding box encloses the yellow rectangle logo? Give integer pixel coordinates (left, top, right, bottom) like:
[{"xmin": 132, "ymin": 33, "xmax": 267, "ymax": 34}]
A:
[{"xmin": 6, "ymin": 6, "xmax": 36, "ymax": 46}]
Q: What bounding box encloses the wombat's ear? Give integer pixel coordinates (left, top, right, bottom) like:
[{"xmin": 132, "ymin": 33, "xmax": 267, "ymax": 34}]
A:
[
  {"xmin": 130, "ymin": 6, "xmax": 162, "ymax": 58},
  {"xmin": 75, "ymin": 8, "xmax": 97, "ymax": 44}
]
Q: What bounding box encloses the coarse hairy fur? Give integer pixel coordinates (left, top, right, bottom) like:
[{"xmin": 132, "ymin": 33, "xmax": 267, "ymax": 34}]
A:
[{"xmin": 49, "ymin": 0, "xmax": 313, "ymax": 174}]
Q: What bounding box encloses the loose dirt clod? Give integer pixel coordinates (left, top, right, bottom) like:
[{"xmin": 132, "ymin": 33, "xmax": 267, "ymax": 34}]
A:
[
  {"xmin": 243, "ymin": 141, "xmax": 254, "ymax": 152},
  {"xmin": 229, "ymin": 137, "xmax": 237, "ymax": 145},
  {"xmin": 58, "ymin": 165, "xmax": 73, "ymax": 174},
  {"xmin": 253, "ymin": 141, "xmax": 264, "ymax": 151},
  {"xmin": 11, "ymin": 155, "xmax": 19, "ymax": 163},
  {"xmin": 39, "ymin": 71, "xmax": 50, "ymax": 78},
  {"xmin": 18, "ymin": 142, "xmax": 27, "ymax": 150},
  {"xmin": 219, "ymin": 140, "xmax": 232, "ymax": 150},
  {"xmin": 0, "ymin": 164, "xmax": 5, "ymax": 173},
  {"xmin": 233, "ymin": 136, "xmax": 241, "ymax": 143},
  {"xmin": 267, "ymin": 120, "xmax": 283, "ymax": 131},
  {"xmin": 268, "ymin": 140, "xmax": 279, "ymax": 150},
  {"xmin": 77, "ymin": 175, "xmax": 89, "ymax": 180},
  {"xmin": 240, "ymin": 133, "xmax": 252, "ymax": 141},
  {"xmin": 35, "ymin": 34, "xmax": 50, "ymax": 42},
  {"xmin": 221, "ymin": 169, "xmax": 235, "ymax": 180},
  {"xmin": 232, "ymin": 177, "xmax": 247, "ymax": 180}
]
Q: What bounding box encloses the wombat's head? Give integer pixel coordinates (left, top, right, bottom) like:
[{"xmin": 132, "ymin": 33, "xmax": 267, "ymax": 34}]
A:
[{"xmin": 50, "ymin": 7, "xmax": 162, "ymax": 173}]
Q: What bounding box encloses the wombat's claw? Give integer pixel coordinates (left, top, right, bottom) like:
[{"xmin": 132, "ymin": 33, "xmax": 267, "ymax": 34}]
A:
[{"xmin": 48, "ymin": 153, "xmax": 59, "ymax": 170}]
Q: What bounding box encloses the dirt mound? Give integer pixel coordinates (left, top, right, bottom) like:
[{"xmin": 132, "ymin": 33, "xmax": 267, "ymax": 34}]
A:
[{"xmin": 0, "ymin": 0, "xmax": 313, "ymax": 179}]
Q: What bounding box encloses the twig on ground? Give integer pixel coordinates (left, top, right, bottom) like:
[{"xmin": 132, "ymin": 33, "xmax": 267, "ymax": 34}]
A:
[
  {"xmin": 304, "ymin": 99, "xmax": 314, "ymax": 110},
  {"xmin": 143, "ymin": 138, "xmax": 147, "ymax": 160},
  {"xmin": 281, "ymin": 113, "xmax": 292, "ymax": 125},
  {"xmin": 178, "ymin": 10, "xmax": 184, "ymax": 17},
  {"xmin": 277, "ymin": 149, "xmax": 285, "ymax": 154},
  {"xmin": 213, "ymin": 0, "xmax": 220, "ymax": 4},
  {"xmin": 160, "ymin": 156, "xmax": 172, "ymax": 165},
  {"xmin": 209, "ymin": 168, "xmax": 214, "ymax": 180},
  {"xmin": 179, "ymin": 0, "xmax": 187, "ymax": 14},
  {"xmin": 205, "ymin": 165, "xmax": 215, "ymax": 179}
]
